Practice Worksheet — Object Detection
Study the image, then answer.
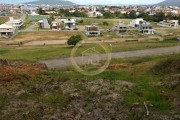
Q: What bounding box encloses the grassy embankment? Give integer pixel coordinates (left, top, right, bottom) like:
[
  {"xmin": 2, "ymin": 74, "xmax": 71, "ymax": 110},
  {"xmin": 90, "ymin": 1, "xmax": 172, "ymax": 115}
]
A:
[{"xmin": 1, "ymin": 53, "xmax": 180, "ymax": 119}]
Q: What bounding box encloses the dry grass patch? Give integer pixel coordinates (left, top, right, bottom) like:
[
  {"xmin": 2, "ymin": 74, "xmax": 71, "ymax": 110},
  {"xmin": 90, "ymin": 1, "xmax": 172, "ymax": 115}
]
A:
[
  {"xmin": 13, "ymin": 31, "xmax": 85, "ymax": 41},
  {"xmin": 157, "ymin": 29, "xmax": 180, "ymax": 36},
  {"xmin": 0, "ymin": 16, "xmax": 20, "ymax": 24}
]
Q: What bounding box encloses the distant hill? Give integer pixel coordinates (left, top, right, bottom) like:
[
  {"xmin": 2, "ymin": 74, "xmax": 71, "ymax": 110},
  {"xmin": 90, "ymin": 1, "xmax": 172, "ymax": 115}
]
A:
[
  {"xmin": 23, "ymin": 0, "xmax": 75, "ymax": 5},
  {"xmin": 154, "ymin": 0, "xmax": 180, "ymax": 6}
]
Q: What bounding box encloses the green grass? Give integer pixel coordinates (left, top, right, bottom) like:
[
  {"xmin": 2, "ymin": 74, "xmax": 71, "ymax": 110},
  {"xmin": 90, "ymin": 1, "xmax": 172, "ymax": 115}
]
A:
[
  {"xmin": 0, "ymin": 16, "xmax": 20, "ymax": 24},
  {"xmin": 78, "ymin": 18, "xmax": 132, "ymax": 29},
  {"xmin": 33, "ymin": 27, "xmax": 51, "ymax": 30},
  {"xmin": 0, "ymin": 17, "xmax": 9, "ymax": 24},
  {"xmin": 29, "ymin": 15, "xmax": 49, "ymax": 22},
  {"xmin": 43, "ymin": 91, "xmax": 70, "ymax": 108}
]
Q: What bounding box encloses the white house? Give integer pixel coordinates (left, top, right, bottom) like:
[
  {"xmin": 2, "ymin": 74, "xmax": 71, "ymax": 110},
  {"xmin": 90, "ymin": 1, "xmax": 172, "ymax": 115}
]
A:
[
  {"xmin": 63, "ymin": 19, "xmax": 76, "ymax": 30},
  {"xmin": 157, "ymin": 19, "xmax": 179, "ymax": 27},
  {"xmin": 38, "ymin": 19, "xmax": 50, "ymax": 29},
  {"xmin": 0, "ymin": 22, "xmax": 17, "ymax": 39},
  {"xmin": 138, "ymin": 22, "xmax": 154, "ymax": 34},
  {"xmin": 84, "ymin": 24, "xmax": 100, "ymax": 36},
  {"xmin": 28, "ymin": 11, "xmax": 39, "ymax": 16},
  {"xmin": 51, "ymin": 19, "xmax": 61, "ymax": 30},
  {"xmin": 169, "ymin": 20, "xmax": 179, "ymax": 27},
  {"xmin": 6, "ymin": 17, "xmax": 23, "ymax": 29},
  {"xmin": 128, "ymin": 18, "xmax": 144, "ymax": 27},
  {"xmin": 88, "ymin": 11, "xmax": 103, "ymax": 17},
  {"xmin": 171, "ymin": 10, "xmax": 178, "ymax": 15}
]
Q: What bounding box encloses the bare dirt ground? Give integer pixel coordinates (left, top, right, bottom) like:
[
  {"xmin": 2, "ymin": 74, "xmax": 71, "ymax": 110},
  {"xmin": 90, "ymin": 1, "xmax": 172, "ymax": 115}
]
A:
[
  {"xmin": 23, "ymin": 40, "xmax": 67, "ymax": 46},
  {"xmin": 22, "ymin": 36, "xmax": 163, "ymax": 46},
  {"xmin": 0, "ymin": 59, "xmax": 47, "ymax": 82},
  {"xmin": 2, "ymin": 31, "xmax": 80, "ymax": 44}
]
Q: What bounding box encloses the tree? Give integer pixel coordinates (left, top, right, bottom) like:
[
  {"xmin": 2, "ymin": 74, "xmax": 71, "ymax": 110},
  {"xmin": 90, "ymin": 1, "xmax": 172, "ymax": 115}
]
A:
[
  {"xmin": 79, "ymin": 20, "xmax": 84, "ymax": 23},
  {"xmin": 103, "ymin": 12, "xmax": 114, "ymax": 18},
  {"xmin": 38, "ymin": 8, "xmax": 46, "ymax": 15},
  {"xmin": 129, "ymin": 10, "xmax": 137, "ymax": 19},
  {"xmin": 154, "ymin": 12, "xmax": 165, "ymax": 22},
  {"xmin": 102, "ymin": 21, "xmax": 109, "ymax": 26},
  {"xmin": 67, "ymin": 35, "xmax": 82, "ymax": 46}
]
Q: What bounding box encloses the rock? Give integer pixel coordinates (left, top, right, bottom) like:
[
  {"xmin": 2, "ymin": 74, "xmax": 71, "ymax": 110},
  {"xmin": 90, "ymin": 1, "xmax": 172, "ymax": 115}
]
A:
[
  {"xmin": 49, "ymin": 116, "xmax": 58, "ymax": 120},
  {"xmin": 174, "ymin": 114, "xmax": 180, "ymax": 119},
  {"xmin": 90, "ymin": 85, "xmax": 99, "ymax": 92},
  {"xmin": 132, "ymin": 102, "xmax": 140, "ymax": 107},
  {"xmin": 22, "ymin": 111, "xmax": 29, "ymax": 117},
  {"xmin": 75, "ymin": 114, "xmax": 81, "ymax": 119},
  {"xmin": 16, "ymin": 89, "xmax": 26, "ymax": 96},
  {"xmin": 70, "ymin": 92, "xmax": 80, "ymax": 99},
  {"xmin": 79, "ymin": 108, "xmax": 85, "ymax": 114},
  {"xmin": 0, "ymin": 59, "xmax": 9, "ymax": 66}
]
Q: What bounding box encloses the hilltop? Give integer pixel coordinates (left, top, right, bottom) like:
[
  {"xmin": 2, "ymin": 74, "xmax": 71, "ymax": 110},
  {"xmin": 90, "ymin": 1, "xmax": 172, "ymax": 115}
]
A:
[
  {"xmin": 23, "ymin": 0, "xmax": 75, "ymax": 5},
  {"xmin": 154, "ymin": 0, "xmax": 180, "ymax": 6}
]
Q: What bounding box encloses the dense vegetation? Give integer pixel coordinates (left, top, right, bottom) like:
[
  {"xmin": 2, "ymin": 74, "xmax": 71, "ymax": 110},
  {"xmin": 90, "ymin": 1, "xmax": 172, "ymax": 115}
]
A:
[
  {"xmin": 67, "ymin": 35, "xmax": 82, "ymax": 46},
  {"xmin": 101, "ymin": 10, "xmax": 180, "ymax": 22}
]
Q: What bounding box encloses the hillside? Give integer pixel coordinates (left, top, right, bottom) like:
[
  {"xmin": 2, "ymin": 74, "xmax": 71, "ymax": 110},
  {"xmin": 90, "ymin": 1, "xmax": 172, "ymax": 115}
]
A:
[
  {"xmin": 23, "ymin": 0, "xmax": 75, "ymax": 5},
  {"xmin": 0, "ymin": 54, "xmax": 180, "ymax": 119},
  {"xmin": 154, "ymin": 0, "xmax": 180, "ymax": 6}
]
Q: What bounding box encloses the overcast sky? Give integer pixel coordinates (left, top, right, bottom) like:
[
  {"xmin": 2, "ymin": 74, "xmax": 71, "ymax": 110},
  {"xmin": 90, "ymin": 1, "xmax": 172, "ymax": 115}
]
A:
[{"xmin": 1, "ymin": 0, "xmax": 164, "ymax": 5}]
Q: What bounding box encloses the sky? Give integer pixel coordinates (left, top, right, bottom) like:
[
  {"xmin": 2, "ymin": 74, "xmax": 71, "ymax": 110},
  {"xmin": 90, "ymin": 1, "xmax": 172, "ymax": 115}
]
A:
[{"xmin": 0, "ymin": 0, "xmax": 164, "ymax": 5}]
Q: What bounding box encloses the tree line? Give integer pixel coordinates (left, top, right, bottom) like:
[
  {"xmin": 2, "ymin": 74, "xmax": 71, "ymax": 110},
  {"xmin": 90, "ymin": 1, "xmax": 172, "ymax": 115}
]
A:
[
  {"xmin": 38, "ymin": 8, "xmax": 87, "ymax": 17},
  {"xmin": 101, "ymin": 10, "xmax": 180, "ymax": 22},
  {"xmin": 38, "ymin": 8, "xmax": 180, "ymax": 22}
]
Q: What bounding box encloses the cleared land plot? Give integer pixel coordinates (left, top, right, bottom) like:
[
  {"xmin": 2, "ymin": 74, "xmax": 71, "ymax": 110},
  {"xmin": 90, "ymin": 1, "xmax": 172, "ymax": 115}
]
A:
[
  {"xmin": 0, "ymin": 16, "xmax": 20, "ymax": 24},
  {"xmin": 13, "ymin": 31, "xmax": 87, "ymax": 42},
  {"xmin": 29, "ymin": 15, "xmax": 49, "ymax": 22},
  {"xmin": 78, "ymin": 18, "xmax": 132, "ymax": 29},
  {"xmin": 24, "ymin": 40, "xmax": 67, "ymax": 46},
  {"xmin": 156, "ymin": 28, "xmax": 180, "ymax": 36}
]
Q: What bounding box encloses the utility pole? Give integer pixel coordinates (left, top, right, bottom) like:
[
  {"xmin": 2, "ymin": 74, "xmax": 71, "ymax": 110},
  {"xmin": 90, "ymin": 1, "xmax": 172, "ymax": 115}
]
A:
[{"xmin": 176, "ymin": 38, "xmax": 180, "ymax": 53}]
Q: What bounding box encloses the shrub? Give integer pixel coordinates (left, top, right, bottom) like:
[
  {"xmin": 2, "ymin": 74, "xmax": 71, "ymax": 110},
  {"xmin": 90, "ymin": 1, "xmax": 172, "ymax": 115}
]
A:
[{"xmin": 67, "ymin": 35, "xmax": 82, "ymax": 46}]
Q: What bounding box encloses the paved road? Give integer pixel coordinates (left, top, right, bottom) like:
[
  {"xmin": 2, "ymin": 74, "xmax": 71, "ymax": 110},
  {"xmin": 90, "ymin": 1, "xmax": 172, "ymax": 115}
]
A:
[
  {"xmin": 39, "ymin": 46, "xmax": 180, "ymax": 69},
  {"xmin": 26, "ymin": 24, "xmax": 35, "ymax": 31}
]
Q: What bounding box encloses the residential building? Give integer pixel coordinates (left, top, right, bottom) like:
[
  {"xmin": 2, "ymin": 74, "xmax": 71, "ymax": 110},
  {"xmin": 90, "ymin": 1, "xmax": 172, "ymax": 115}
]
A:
[
  {"xmin": 157, "ymin": 18, "xmax": 179, "ymax": 27},
  {"xmin": 61, "ymin": 19, "xmax": 76, "ymax": 30},
  {"xmin": 88, "ymin": 11, "xmax": 103, "ymax": 17},
  {"xmin": 11, "ymin": 7, "xmax": 21, "ymax": 15},
  {"xmin": 138, "ymin": 22, "xmax": 154, "ymax": 34},
  {"xmin": 112, "ymin": 21, "xmax": 128, "ymax": 34},
  {"xmin": 169, "ymin": 20, "xmax": 179, "ymax": 27},
  {"xmin": 84, "ymin": 24, "xmax": 100, "ymax": 36},
  {"xmin": 128, "ymin": 18, "xmax": 144, "ymax": 27},
  {"xmin": 6, "ymin": 17, "xmax": 23, "ymax": 29},
  {"xmin": 0, "ymin": 22, "xmax": 17, "ymax": 39},
  {"xmin": 0, "ymin": 11, "xmax": 6, "ymax": 16},
  {"xmin": 51, "ymin": 19, "xmax": 61, "ymax": 30},
  {"xmin": 38, "ymin": 19, "xmax": 50, "ymax": 29},
  {"xmin": 0, "ymin": 4, "xmax": 12, "ymax": 11}
]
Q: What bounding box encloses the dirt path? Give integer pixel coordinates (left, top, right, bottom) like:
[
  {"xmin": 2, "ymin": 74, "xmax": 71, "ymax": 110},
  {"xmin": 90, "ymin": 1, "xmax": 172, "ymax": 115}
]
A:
[
  {"xmin": 24, "ymin": 40, "xmax": 67, "ymax": 46},
  {"xmin": 39, "ymin": 46, "xmax": 180, "ymax": 69}
]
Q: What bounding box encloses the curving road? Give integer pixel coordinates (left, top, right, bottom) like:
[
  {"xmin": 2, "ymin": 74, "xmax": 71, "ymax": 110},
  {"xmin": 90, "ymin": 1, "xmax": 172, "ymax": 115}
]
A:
[{"xmin": 39, "ymin": 46, "xmax": 180, "ymax": 69}]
